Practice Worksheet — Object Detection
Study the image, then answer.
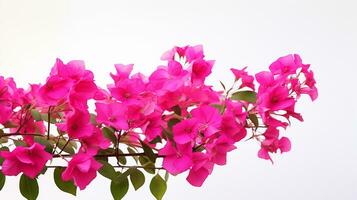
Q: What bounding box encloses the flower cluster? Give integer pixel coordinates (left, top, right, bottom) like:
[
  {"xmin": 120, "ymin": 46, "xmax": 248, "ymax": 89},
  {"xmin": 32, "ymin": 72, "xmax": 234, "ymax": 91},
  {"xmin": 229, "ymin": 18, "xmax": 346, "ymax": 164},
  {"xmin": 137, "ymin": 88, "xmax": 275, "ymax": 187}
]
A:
[{"xmin": 0, "ymin": 45, "xmax": 317, "ymax": 200}]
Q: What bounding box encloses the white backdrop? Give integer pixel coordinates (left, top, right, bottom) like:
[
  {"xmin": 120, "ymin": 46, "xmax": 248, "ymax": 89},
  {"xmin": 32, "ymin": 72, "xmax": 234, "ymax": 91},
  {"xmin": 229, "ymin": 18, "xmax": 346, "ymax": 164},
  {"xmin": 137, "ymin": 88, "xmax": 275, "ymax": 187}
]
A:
[{"xmin": 0, "ymin": 0, "xmax": 356, "ymax": 199}]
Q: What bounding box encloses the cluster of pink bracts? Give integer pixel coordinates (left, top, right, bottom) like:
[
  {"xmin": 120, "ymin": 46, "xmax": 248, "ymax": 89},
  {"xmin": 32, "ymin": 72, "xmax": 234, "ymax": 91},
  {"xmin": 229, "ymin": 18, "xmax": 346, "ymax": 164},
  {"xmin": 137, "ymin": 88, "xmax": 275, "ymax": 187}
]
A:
[{"xmin": 0, "ymin": 45, "xmax": 317, "ymax": 193}]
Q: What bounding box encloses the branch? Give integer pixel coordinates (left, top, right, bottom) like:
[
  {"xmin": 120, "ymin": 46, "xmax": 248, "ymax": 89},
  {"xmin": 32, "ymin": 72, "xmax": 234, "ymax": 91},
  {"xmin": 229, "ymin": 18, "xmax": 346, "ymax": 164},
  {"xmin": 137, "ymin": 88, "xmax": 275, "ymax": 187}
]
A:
[{"xmin": 51, "ymin": 153, "xmax": 165, "ymax": 158}]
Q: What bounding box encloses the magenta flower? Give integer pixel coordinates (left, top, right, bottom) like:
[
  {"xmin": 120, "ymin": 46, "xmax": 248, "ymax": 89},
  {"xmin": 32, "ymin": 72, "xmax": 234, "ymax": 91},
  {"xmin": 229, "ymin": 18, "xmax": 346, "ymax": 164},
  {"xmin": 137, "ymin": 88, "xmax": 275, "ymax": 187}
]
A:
[
  {"xmin": 62, "ymin": 110, "xmax": 93, "ymax": 139},
  {"xmin": 173, "ymin": 119, "xmax": 199, "ymax": 144},
  {"xmin": 257, "ymin": 127, "xmax": 291, "ymax": 161},
  {"xmin": 62, "ymin": 152, "xmax": 102, "ymax": 190},
  {"xmin": 191, "ymin": 105, "xmax": 222, "ymax": 137},
  {"xmin": 190, "ymin": 59, "xmax": 214, "ymax": 86},
  {"xmin": 230, "ymin": 67, "xmax": 255, "ymax": 90},
  {"xmin": 206, "ymin": 136, "xmax": 236, "ymax": 165},
  {"xmin": 110, "ymin": 64, "xmax": 134, "ymax": 83},
  {"xmin": 186, "ymin": 152, "xmax": 214, "ymax": 187},
  {"xmin": 148, "ymin": 61, "xmax": 189, "ymax": 94},
  {"xmin": 159, "ymin": 142, "xmax": 193, "ymax": 175},
  {"xmin": 95, "ymin": 102, "xmax": 128, "ymax": 130},
  {"xmin": 38, "ymin": 76, "xmax": 72, "ymax": 106},
  {"xmin": 269, "ymin": 54, "xmax": 302, "ymax": 76},
  {"xmin": 0, "ymin": 143, "xmax": 52, "ymax": 179}
]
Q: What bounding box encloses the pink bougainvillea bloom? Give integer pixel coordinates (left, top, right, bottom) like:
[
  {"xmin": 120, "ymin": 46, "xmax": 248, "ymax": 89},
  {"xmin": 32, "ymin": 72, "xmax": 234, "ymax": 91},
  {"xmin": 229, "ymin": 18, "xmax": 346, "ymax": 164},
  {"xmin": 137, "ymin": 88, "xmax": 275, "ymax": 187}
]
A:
[
  {"xmin": 62, "ymin": 110, "xmax": 93, "ymax": 139},
  {"xmin": 141, "ymin": 111, "xmax": 165, "ymax": 142},
  {"xmin": 257, "ymin": 85, "xmax": 295, "ymax": 113},
  {"xmin": 161, "ymin": 45, "xmax": 204, "ymax": 63},
  {"xmin": 159, "ymin": 142, "xmax": 193, "ymax": 175},
  {"xmin": 191, "ymin": 105, "xmax": 222, "ymax": 137},
  {"xmin": 173, "ymin": 118, "xmax": 199, "ymax": 144},
  {"xmin": 269, "ymin": 54, "xmax": 302, "ymax": 76},
  {"xmin": 0, "ymin": 143, "xmax": 52, "ymax": 179},
  {"xmin": 95, "ymin": 102, "xmax": 128, "ymax": 130},
  {"xmin": 148, "ymin": 61, "xmax": 189, "ymax": 94},
  {"xmin": 206, "ymin": 136, "xmax": 236, "ymax": 165},
  {"xmin": 51, "ymin": 59, "xmax": 88, "ymax": 81},
  {"xmin": 257, "ymin": 127, "xmax": 291, "ymax": 161},
  {"xmin": 190, "ymin": 59, "xmax": 214, "ymax": 85},
  {"xmin": 109, "ymin": 78, "xmax": 145, "ymax": 103},
  {"xmin": 110, "ymin": 64, "xmax": 134, "ymax": 83},
  {"xmin": 62, "ymin": 152, "xmax": 102, "ymax": 190},
  {"xmin": 186, "ymin": 152, "xmax": 214, "ymax": 187},
  {"xmin": 81, "ymin": 127, "xmax": 111, "ymax": 151},
  {"xmin": 220, "ymin": 114, "xmax": 247, "ymax": 142},
  {"xmin": 38, "ymin": 76, "xmax": 72, "ymax": 105},
  {"xmin": 0, "ymin": 100, "xmax": 12, "ymax": 124},
  {"xmin": 230, "ymin": 67, "xmax": 255, "ymax": 90}
]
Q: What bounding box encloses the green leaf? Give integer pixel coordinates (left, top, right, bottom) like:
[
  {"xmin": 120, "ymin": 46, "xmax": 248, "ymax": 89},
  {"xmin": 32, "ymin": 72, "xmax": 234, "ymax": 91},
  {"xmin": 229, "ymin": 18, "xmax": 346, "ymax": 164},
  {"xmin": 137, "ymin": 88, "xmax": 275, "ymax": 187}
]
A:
[
  {"xmin": 89, "ymin": 113, "xmax": 98, "ymax": 125},
  {"xmin": 164, "ymin": 171, "xmax": 169, "ymax": 182},
  {"xmin": 167, "ymin": 118, "xmax": 180, "ymax": 131},
  {"xmin": 0, "ymin": 171, "xmax": 5, "ymax": 190},
  {"xmin": 249, "ymin": 114, "xmax": 259, "ymax": 129},
  {"xmin": 102, "ymin": 127, "xmax": 117, "ymax": 144},
  {"xmin": 130, "ymin": 168, "xmax": 145, "ymax": 190},
  {"xmin": 127, "ymin": 147, "xmax": 139, "ymax": 163},
  {"xmin": 140, "ymin": 140, "xmax": 157, "ymax": 163},
  {"xmin": 19, "ymin": 174, "xmax": 39, "ymax": 200},
  {"xmin": 0, "ymin": 147, "xmax": 9, "ymax": 165},
  {"xmin": 114, "ymin": 168, "xmax": 134, "ymax": 183},
  {"xmin": 13, "ymin": 140, "xmax": 27, "ymax": 147},
  {"xmin": 139, "ymin": 156, "xmax": 156, "ymax": 174},
  {"xmin": 117, "ymin": 149, "xmax": 127, "ymax": 165},
  {"xmin": 31, "ymin": 109, "xmax": 42, "ymax": 121},
  {"xmin": 231, "ymin": 91, "xmax": 257, "ymax": 103},
  {"xmin": 53, "ymin": 167, "xmax": 77, "ymax": 196},
  {"xmin": 41, "ymin": 113, "xmax": 56, "ymax": 124},
  {"xmin": 98, "ymin": 161, "xmax": 117, "ymax": 180},
  {"xmin": 57, "ymin": 139, "xmax": 76, "ymax": 154},
  {"xmin": 111, "ymin": 172, "xmax": 129, "ymax": 200},
  {"xmin": 150, "ymin": 174, "xmax": 167, "ymax": 200}
]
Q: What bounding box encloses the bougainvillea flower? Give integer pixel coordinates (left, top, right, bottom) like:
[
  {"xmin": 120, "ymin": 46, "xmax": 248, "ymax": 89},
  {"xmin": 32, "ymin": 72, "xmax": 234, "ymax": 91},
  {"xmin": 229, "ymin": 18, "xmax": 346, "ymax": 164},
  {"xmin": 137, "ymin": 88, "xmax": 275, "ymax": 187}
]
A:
[
  {"xmin": 159, "ymin": 142, "xmax": 193, "ymax": 175},
  {"xmin": 95, "ymin": 102, "xmax": 128, "ymax": 130},
  {"xmin": 190, "ymin": 59, "xmax": 214, "ymax": 85},
  {"xmin": 148, "ymin": 61, "xmax": 189, "ymax": 94},
  {"xmin": 186, "ymin": 152, "xmax": 214, "ymax": 187},
  {"xmin": 38, "ymin": 76, "xmax": 72, "ymax": 105},
  {"xmin": 109, "ymin": 78, "xmax": 145, "ymax": 103},
  {"xmin": 173, "ymin": 118, "xmax": 199, "ymax": 144},
  {"xmin": 269, "ymin": 54, "xmax": 302, "ymax": 76},
  {"xmin": 191, "ymin": 105, "xmax": 222, "ymax": 137},
  {"xmin": 81, "ymin": 127, "xmax": 111, "ymax": 151},
  {"xmin": 257, "ymin": 85, "xmax": 295, "ymax": 113},
  {"xmin": 258, "ymin": 127, "xmax": 291, "ymax": 161},
  {"xmin": 0, "ymin": 143, "xmax": 52, "ymax": 178},
  {"xmin": 110, "ymin": 64, "xmax": 134, "ymax": 83},
  {"xmin": 230, "ymin": 67, "xmax": 255, "ymax": 90},
  {"xmin": 206, "ymin": 136, "xmax": 236, "ymax": 165},
  {"xmin": 62, "ymin": 110, "xmax": 93, "ymax": 139},
  {"xmin": 62, "ymin": 152, "xmax": 102, "ymax": 190}
]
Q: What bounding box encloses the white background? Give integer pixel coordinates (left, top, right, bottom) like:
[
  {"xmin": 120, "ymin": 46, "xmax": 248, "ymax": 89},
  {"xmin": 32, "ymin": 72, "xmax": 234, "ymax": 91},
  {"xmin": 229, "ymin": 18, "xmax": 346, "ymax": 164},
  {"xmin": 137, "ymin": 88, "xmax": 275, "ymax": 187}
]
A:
[{"xmin": 0, "ymin": 0, "xmax": 356, "ymax": 199}]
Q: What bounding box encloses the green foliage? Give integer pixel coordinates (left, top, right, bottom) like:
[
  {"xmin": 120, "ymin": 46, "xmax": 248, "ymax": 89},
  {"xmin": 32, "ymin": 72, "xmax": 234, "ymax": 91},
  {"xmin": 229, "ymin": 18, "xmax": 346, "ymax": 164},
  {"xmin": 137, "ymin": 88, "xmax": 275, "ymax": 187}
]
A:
[
  {"xmin": 0, "ymin": 171, "xmax": 5, "ymax": 190},
  {"xmin": 130, "ymin": 168, "xmax": 145, "ymax": 190},
  {"xmin": 111, "ymin": 172, "xmax": 129, "ymax": 200},
  {"xmin": 19, "ymin": 175, "xmax": 39, "ymax": 200},
  {"xmin": 98, "ymin": 161, "xmax": 117, "ymax": 180},
  {"xmin": 53, "ymin": 167, "xmax": 77, "ymax": 196},
  {"xmin": 231, "ymin": 90, "xmax": 257, "ymax": 103},
  {"xmin": 102, "ymin": 127, "xmax": 117, "ymax": 144},
  {"xmin": 150, "ymin": 174, "xmax": 167, "ymax": 200}
]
